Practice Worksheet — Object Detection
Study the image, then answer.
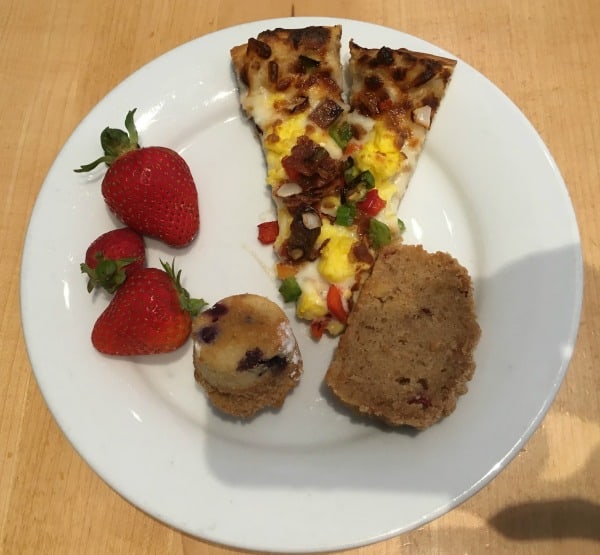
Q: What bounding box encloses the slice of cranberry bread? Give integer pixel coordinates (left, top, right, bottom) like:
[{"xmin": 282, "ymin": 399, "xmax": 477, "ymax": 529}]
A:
[{"xmin": 325, "ymin": 243, "xmax": 481, "ymax": 429}]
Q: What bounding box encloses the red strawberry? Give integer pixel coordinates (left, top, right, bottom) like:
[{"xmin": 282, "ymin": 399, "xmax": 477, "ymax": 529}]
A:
[
  {"xmin": 81, "ymin": 227, "xmax": 146, "ymax": 293},
  {"xmin": 75, "ymin": 109, "xmax": 199, "ymax": 247},
  {"xmin": 91, "ymin": 260, "xmax": 207, "ymax": 356}
]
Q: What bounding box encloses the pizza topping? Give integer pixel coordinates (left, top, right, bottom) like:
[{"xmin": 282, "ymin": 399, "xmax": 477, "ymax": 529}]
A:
[
  {"xmin": 374, "ymin": 46, "xmax": 394, "ymax": 66},
  {"xmin": 357, "ymin": 189, "xmax": 386, "ymax": 216},
  {"xmin": 285, "ymin": 204, "xmax": 322, "ymax": 261},
  {"xmin": 310, "ymin": 318, "xmax": 328, "ymax": 340},
  {"xmin": 276, "ymin": 77, "xmax": 293, "ymax": 91},
  {"xmin": 276, "ymin": 262, "xmax": 298, "ymax": 279},
  {"xmin": 247, "ymin": 37, "xmax": 272, "ymax": 59},
  {"xmin": 302, "ymin": 209, "xmax": 322, "ymax": 230},
  {"xmin": 368, "ymin": 218, "xmax": 392, "ymax": 248},
  {"xmin": 268, "ymin": 60, "xmax": 279, "ymax": 83},
  {"xmin": 365, "ymin": 74, "xmax": 384, "ymax": 91},
  {"xmin": 275, "ymin": 182, "xmax": 303, "ymax": 197},
  {"xmin": 352, "ymin": 238, "xmax": 375, "ymax": 265},
  {"xmin": 335, "ymin": 203, "xmax": 357, "ymax": 226},
  {"xmin": 280, "ymin": 136, "xmax": 344, "ymax": 211},
  {"xmin": 279, "ymin": 277, "xmax": 302, "ymax": 302},
  {"xmin": 353, "ymin": 90, "xmax": 381, "ymax": 117},
  {"xmin": 257, "ymin": 220, "xmax": 279, "ymax": 244},
  {"xmin": 329, "ymin": 120, "xmax": 353, "ymax": 150},
  {"xmin": 326, "ymin": 285, "xmax": 348, "ymax": 324},
  {"xmin": 290, "ymin": 96, "xmax": 310, "ymax": 114},
  {"xmin": 410, "ymin": 62, "xmax": 439, "ymax": 87},
  {"xmin": 298, "ymin": 54, "xmax": 321, "ymax": 72},
  {"xmin": 342, "ymin": 159, "xmax": 376, "ymax": 203},
  {"xmin": 412, "ymin": 105, "xmax": 432, "ymax": 128},
  {"xmin": 308, "ymin": 98, "xmax": 344, "ymax": 128}
]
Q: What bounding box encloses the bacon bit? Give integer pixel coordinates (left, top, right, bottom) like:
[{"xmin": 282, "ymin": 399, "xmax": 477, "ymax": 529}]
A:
[
  {"xmin": 257, "ymin": 221, "xmax": 279, "ymax": 244},
  {"xmin": 326, "ymin": 285, "xmax": 348, "ymax": 324},
  {"xmin": 268, "ymin": 60, "xmax": 278, "ymax": 83},
  {"xmin": 247, "ymin": 38, "xmax": 271, "ymax": 59},
  {"xmin": 281, "ymin": 155, "xmax": 302, "ymax": 182},
  {"xmin": 308, "ymin": 98, "xmax": 344, "ymax": 129},
  {"xmin": 378, "ymin": 98, "xmax": 394, "ymax": 112},
  {"xmin": 276, "ymin": 263, "xmax": 298, "ymax": 279}
]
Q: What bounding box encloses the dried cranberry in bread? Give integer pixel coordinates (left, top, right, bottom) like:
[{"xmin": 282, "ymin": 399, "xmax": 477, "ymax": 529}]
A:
[
  {"xmin": 192, "ymin": 294, "xmax": 302, "ymax": 418},
  {"xmin": 325, "ymin": 243, "xmax": 480, "ymax": 429}
]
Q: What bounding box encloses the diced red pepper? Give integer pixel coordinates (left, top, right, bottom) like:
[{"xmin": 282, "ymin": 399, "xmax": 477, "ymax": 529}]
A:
[
  {"xmin": 343, "ymin": 142, "xmax": 362, "ymax": 156},
  {"xmin": 310, "ymin": 318, "xmax": 328, "ymax": 340},
  {"xmin": 326, "ymin": 285, "xmax": 348, "ymax": 324},
  {"xmin": 281, "ymin": 155, "xmax": 301, "ymax": 182},
  {"xmin": 357, "ymin": 189, "xmax": 386, "ymax": 216},
  {"xmin": 257, "ymin": 221, "xmax": 279, "ymax": 244}
]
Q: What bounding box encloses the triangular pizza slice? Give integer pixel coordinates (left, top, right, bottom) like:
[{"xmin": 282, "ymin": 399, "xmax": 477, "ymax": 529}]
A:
[{"xmin": 231, "ymin": 26, "xmax": 456, "ymax": 338}]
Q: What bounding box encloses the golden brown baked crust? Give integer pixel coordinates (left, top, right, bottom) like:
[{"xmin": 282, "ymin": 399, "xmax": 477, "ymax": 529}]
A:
[
  {"xmin": 325, "ymin": 243, "xmax": 480, "ymax": 429},
  {"xmin": 348, "ymin": 41, "xmax": 456, "ymax": 133},
  {"xmin": 192, "ymin": 294, "xmax": 302, "ymax": 418},
  {"xmin": 231, "ymin": 25, "xmax": 345, "ymax": 133}
]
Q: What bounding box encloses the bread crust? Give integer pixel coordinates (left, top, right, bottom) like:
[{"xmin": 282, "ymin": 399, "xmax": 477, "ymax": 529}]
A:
[{"xmin": 325, "ymin": 243, "xmax": 480, "ymax": 429}]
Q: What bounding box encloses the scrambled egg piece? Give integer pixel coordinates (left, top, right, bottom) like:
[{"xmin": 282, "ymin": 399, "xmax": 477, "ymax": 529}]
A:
[
  {"xmin": 264, "ymin": 115, "xmax": 306, "ymax": 186},
  {"xmin": 295, "ymin": 221, "xmax": 366, "ymax": 323},
  {"xmin": 353, "ymin": 121, "xmax": 404, "ymax": 186},
  {"xmin": 296, "ymin": 279, "xmax": 328, "ymax": 321},
  {"xmin": 274, "ymin": 206, "xmax": 293, "ymax": 251},
  {"xmin": 316, "ymin": 220, "xmax": 359, "ymax": 284}
]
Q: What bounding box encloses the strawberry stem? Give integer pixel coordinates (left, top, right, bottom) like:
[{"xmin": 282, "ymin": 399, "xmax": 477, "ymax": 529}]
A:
[
  {"xmin": 74, "ymin": 108, "xmax": 140, "ymax": 172},
  {"xmin": 81, "ymin": 254, "xmax": 137, "ymax": 294},
  {"xmin": 161, "ymin": 259, "xmax": 207, "ymax": 316}
]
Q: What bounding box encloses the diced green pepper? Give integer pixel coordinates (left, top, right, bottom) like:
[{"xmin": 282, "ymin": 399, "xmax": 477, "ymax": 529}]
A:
[
  {"xmin": 397, "ymin": 218, "xmax": 406, "ymax": 233},
  {"xmin": 279, "ymin": 277, "xmax": 302, "ymax": 302},
  {"xmin": 354, "ymin": 170, "xmax": 375, "ymax": 189},
  {"xmin": 343, "ymin": 158, "xmax": 359, "ymax": 185},
  {"xmin": 329, "ymin": 121, "xmax": 353, "ymax": 150},
  {"xmin": 368, "ymin": 218, "xmax": 392, "ymax": 248},
  {"xmin": 335, "ymin": 204, "xmax": 357, "ymax": 226}
]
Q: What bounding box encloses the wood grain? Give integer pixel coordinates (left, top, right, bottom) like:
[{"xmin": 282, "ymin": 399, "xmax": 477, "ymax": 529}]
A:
[{"xmin": 1, "ymin": 1, "xmax": 599, "ymax": 553}]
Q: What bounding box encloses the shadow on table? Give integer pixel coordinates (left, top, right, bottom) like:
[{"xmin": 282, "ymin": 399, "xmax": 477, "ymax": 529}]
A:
[
  {"xmin": 490, "ymin": 498, "xmax": 600, "ymax": 542},
  {"xmin": 487, "ymin": 440, "xmax": 600, "ymax": 543}
]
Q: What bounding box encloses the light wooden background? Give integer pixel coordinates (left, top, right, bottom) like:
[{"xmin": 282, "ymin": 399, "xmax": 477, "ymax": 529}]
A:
[{"xmin": 1, "ymin": 1, "xmax": 599, "ymax": 554}]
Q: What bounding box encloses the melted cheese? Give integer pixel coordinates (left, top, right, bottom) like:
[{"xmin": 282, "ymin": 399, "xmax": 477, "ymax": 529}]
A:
[{"xmin": 243, "ymin": 78, "xmax": 411, "ymax": 335}]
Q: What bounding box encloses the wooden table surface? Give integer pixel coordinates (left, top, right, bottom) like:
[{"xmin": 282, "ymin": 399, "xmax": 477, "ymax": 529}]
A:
[{"xmin": 2, "ymin": 1, "xmax": 599, "ymax": 553}]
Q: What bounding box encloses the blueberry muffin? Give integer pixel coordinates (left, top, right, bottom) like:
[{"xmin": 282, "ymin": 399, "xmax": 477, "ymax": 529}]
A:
[{"xmin": 192, "ymin": 294, "xmax": 302, "ymax": 418}]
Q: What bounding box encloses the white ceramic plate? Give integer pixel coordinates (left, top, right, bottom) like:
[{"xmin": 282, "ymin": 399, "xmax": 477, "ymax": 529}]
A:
[{"xmin": 21, "ymin": 17, "xmax": 582, "ymax": 553}]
